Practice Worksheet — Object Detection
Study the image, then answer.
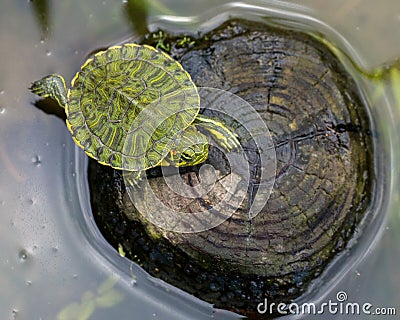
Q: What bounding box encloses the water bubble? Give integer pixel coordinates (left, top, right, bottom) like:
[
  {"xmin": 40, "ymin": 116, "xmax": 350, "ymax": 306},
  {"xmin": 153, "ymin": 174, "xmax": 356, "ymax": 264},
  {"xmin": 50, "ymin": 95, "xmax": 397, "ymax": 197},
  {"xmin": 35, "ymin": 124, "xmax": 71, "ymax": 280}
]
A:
[
  {"xmin": 11, "ymin": 309, "xmax": 18, "ymax": 319},
  {"xmin": 46, "ymin": 50, "xmax": 52, "ymax": 57},
  {"xmin": 26, "ymin": 280, "xmax": 32, "ymax": 286},
  {"xmin": 18, "ymin": 249, "xmax": 28, "ymax": 262},
  {"xmin": 0, "ymin": 106, "xmax": 5, "ymax": 114},
  {"xmin": 152, "ymin": 313, "xmax": 157, "ymax": 317},
  {"xmin": 0, "ymin": 90, "xmax": 4, "ymax": 95},
  {"xmin": 32, "ymin": 155, "xmax": 42, "ymax": 166}
]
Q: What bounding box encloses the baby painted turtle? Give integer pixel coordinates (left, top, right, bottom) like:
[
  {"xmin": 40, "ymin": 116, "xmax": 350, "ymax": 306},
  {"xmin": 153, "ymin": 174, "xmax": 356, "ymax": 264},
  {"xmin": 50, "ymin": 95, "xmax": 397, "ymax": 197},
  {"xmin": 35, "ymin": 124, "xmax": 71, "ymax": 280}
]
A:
[{"xmin": 30, "ymin": 44, "xmax": 239, "ymax": 184}]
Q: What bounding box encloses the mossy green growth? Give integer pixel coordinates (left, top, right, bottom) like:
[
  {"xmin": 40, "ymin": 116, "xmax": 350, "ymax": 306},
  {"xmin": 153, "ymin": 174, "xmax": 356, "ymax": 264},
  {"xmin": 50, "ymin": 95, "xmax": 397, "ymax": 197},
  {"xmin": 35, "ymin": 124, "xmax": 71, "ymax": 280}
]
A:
[
  {"xmin": 150, "ymin": 30, "xmax": 171, "ymax": 52},
  {"xmin": 177, "ymin": 36, "xmax": 196, "ymax": 48},
  {"xmin": 145, "ymin": 31, "xmax": 198, "ymax": 54}
]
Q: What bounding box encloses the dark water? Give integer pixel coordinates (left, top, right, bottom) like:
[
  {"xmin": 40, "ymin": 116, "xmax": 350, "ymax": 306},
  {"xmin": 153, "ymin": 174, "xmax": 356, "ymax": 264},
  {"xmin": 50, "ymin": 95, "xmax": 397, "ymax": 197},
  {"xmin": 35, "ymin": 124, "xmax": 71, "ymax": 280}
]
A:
[{"xmin": 1, "ymin": 0, "xmax": 399, "ymax": 319}]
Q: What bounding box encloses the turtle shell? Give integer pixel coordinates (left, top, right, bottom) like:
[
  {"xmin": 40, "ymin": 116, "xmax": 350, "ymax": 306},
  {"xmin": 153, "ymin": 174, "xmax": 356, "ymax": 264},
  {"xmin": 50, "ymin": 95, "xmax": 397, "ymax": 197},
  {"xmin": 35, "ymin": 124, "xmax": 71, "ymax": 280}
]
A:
[{"xmin": 66, "ymin": 44, "xmax": 200, "ymax": 171}]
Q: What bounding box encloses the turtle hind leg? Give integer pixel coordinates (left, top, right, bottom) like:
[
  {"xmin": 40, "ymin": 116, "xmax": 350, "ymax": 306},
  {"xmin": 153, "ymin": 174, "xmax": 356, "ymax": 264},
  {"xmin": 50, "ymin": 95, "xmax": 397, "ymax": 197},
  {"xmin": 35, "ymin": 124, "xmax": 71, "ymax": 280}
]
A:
[
  {"xmin": 29, "ymin": 74, "xmax": 68, "ymax": 109},
  {"xmin": 194, "ymin": 114, "xmax": 241, "ymax": 152}
]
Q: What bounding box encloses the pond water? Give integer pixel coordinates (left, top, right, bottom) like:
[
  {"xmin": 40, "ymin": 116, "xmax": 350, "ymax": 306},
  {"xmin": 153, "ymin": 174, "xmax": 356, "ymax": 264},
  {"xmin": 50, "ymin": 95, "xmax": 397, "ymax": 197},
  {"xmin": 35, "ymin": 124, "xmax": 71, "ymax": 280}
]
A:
[{"xmin": 1, "ymin": 0, "xmax": 399, "ymax": 319}]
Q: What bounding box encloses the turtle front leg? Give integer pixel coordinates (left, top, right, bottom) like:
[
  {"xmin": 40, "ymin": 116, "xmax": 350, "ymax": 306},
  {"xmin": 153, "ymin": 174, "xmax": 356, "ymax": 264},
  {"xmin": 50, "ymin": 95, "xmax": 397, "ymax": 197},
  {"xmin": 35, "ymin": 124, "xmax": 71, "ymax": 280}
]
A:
[
  {"xmin": 194, "ymin": 114, "xmax": 240, "ymax": 151},
  {"xmin": 123, "ymin": 170, "xmax": 146, "ymax": 189},
  {"xmin": 29, "ymin": 74, "xmax": 68, "ymax": 109}
]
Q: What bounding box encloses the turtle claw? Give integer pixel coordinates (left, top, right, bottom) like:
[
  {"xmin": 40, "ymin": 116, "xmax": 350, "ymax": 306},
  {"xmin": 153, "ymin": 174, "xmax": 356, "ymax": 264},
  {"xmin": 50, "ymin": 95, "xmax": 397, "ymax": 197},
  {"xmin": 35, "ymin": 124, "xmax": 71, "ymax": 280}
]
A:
[
  {"xmin": 123, "ymin": 170, "xmax": 145, "ymax": 189},
  {"xmin": 227, "ymin": 134, "xmax": 241, "ymax": 152},
  {"xmin": 194, "ymin": 114, "xmax": 241, "ymax": 153},
  {"xmin": 218, "ymin": 132, "xmax": 241, "ymax": 152}
]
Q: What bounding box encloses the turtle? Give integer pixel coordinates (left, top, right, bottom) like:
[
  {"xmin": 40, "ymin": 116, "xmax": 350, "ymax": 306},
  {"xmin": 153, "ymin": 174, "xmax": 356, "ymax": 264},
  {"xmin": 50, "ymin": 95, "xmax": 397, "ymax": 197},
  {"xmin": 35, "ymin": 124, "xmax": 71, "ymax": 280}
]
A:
[{"xmin": 30, "ymin": 44, "xmax": 240, "ymax": 184}]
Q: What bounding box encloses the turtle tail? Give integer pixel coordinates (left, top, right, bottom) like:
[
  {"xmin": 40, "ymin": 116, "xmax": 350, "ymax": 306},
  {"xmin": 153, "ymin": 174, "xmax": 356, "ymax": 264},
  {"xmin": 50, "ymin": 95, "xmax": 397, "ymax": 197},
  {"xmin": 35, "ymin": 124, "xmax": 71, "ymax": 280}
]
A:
[{"xmin": 29, "ymin": 74, "xmax": 68, "ymax": 109}]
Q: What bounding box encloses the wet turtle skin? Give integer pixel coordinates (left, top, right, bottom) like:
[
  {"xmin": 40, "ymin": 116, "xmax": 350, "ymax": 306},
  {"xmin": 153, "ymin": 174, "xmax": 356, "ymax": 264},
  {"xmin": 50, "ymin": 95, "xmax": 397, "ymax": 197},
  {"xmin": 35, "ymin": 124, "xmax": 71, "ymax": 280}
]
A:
[{"xmin": 89, "ymin": 20, "xmax": 373, "ymax": 318}]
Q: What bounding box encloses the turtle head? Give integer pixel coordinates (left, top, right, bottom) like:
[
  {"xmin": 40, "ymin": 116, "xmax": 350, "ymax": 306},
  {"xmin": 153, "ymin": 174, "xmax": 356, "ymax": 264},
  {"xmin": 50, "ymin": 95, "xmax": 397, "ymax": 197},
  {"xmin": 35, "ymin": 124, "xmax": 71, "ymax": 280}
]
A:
[
  {"xmin": 29, "ymin": 74, "xmax": 68, "ymax": 109},
  {"xmin": 168, "ymin": 126, "xmax": 209, "ymax": 167}
]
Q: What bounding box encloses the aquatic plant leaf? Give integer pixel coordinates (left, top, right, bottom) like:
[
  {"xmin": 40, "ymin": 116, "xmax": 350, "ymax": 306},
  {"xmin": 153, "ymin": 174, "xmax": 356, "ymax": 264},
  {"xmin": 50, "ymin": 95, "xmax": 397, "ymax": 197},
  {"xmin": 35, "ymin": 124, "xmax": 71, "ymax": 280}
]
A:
[
  {"xmin": 97, "ymin": 275, "xmax": 120, "ymax": 295},
  {"xmin": 95, "ymin": 289, "xmax": 124, "ymax": 308},
  {"xmin": 28, "ymin": 0, "xmax": 49, "ymax": 40},
  {"xmin": 78, "ymin": 300, "xmax": 96, "ymax": 320},
  {"xmin": 56, "ymin": 302, "xmax": 82, "ymax": 320},
  {"xmin": 390, "ymin": 67, "xmax": 400, "ymax": 108},
  {"xmin": 124, "ymin": 0, "xmax": 149, "ymax": 36},
  {"xmin": 81, "ymin": 290, "xmax": 94, "ymax": 303}
]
